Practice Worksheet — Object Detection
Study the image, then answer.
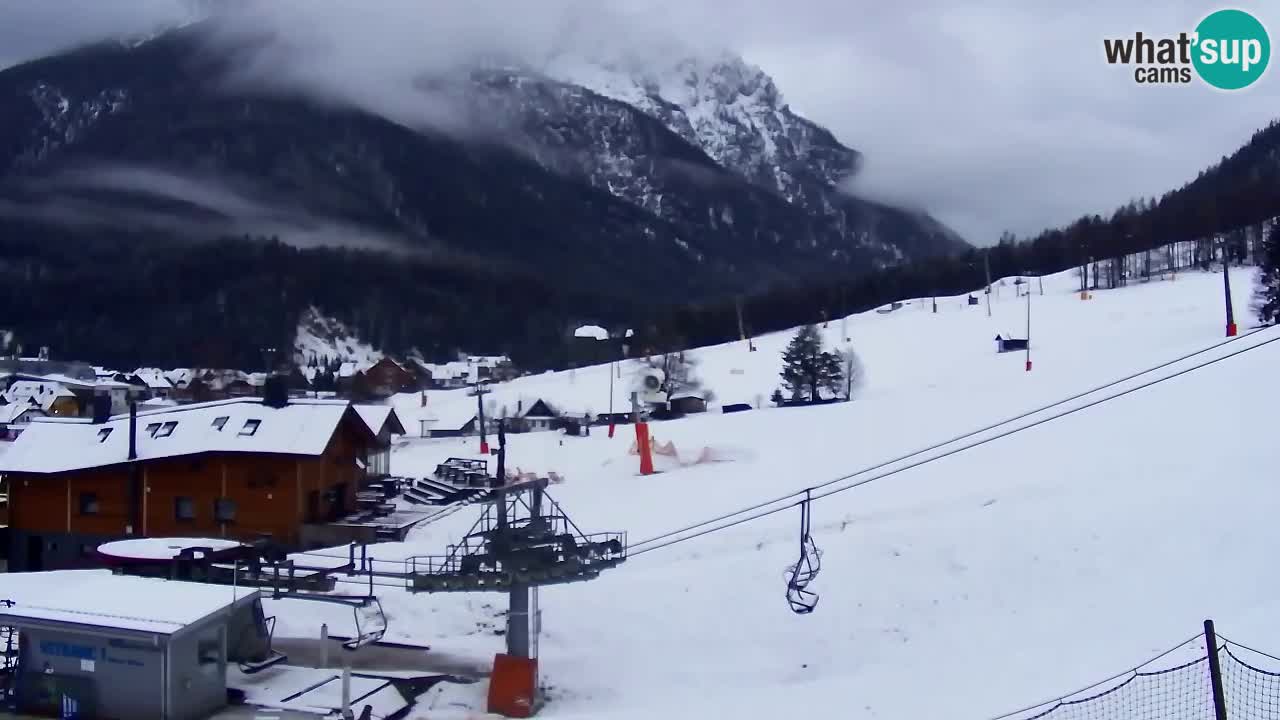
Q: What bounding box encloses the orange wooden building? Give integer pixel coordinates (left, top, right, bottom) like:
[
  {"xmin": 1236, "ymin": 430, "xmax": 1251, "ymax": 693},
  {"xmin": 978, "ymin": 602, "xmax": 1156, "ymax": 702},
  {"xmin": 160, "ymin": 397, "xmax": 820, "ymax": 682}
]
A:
[{"xmin": 0, "ymin": 394, "xmax": 378, "ymax": 571}]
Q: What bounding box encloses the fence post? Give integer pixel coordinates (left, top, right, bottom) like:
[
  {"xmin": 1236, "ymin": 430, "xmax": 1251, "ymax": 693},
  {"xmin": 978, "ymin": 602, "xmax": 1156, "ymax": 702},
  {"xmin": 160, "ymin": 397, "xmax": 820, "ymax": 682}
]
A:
[{"xmin": 1205, "ymin": 619, "xmax": 1229, "ymax": 720}]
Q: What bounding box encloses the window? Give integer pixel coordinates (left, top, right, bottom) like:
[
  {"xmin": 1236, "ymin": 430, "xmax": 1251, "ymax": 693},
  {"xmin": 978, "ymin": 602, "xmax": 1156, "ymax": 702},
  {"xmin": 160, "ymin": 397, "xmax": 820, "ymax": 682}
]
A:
[
  {"xmin": 154, "ymin": 421, "xmax": 178, "ymax": 438},
  {"xmin": 238, "ymin": 419, "xmax": 261, "ymax": 437},
  {"xmin": 79, "ymin": 492, "xmax": 99, "ymax": 515},
  {"xmin": 175, "ymin": 497, "xmax": 195, "ymax": 521},
  {"xmin": 214, "ymin": 498, "xmax": 236, "ymax": 523},
  {"xmin": 145, "ymin": 422, "xmax": 162, "ymax": 437},
  {"xmin": 96, "ymin": 427, "xmax": 113, "ymax": 442},
  {"xmin": 211, "ymin": 416, "xmax": 229, "ymax": 431}
]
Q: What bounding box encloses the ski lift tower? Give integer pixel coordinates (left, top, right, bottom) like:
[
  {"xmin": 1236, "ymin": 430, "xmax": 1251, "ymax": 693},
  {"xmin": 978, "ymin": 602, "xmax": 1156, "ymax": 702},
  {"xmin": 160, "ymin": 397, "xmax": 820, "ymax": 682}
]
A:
[{"xmin": 406, "ymin": 423, "xmax": 626, "ymax": 717}]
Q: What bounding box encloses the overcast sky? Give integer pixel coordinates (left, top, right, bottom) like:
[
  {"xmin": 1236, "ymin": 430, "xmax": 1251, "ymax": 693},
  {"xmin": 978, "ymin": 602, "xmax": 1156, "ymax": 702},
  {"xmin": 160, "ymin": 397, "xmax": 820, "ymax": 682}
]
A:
[{"xmin": 1, "ymin": 0, "xmax": 1277, "ymax": 245}]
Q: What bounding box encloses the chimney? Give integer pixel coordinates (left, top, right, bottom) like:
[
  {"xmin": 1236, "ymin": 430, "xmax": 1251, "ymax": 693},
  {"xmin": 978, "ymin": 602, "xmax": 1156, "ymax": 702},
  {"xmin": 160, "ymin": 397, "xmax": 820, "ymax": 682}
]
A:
[
  {"xmin": 91, "ymin": 394, "xmax": 112, "ymax": 424},
  {"xmin": 262, "ymin": 375, "xmax": 289, "ymax": 409},
  {"xmin": 128, "ymin": 401, "xmax": 138, "ymax": 460}
]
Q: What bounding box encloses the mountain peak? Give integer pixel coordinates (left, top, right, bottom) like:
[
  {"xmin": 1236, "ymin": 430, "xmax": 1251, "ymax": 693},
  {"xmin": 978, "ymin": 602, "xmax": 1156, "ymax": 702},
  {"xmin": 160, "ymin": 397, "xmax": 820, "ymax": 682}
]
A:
[{"xmin": 542, "ymin": 48, "xmax": 857, "ymax": 203}]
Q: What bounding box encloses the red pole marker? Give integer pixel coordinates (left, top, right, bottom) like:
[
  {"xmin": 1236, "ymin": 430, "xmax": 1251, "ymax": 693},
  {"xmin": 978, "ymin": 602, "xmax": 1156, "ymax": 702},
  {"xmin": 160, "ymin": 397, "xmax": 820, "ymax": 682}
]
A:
[
  {"xmin": 480, "ymin": 440, "xmax": 490, "ymax": 455},
  {"xmin": 1025, "ymin": 360, "xmax": 1033, "ymax": 372},
  {"xmin": 1227, "ymin": 323, "xmax": 1238, "ymax": 337},
  {"xmin": 635, "ymin": 422, "xmax": 655, "ymax": 475}
]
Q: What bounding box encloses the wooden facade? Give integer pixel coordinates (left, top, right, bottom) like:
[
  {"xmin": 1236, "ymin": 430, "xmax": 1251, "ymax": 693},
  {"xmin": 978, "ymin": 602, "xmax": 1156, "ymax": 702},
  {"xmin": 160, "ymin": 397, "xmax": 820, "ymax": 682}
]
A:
[
  {"xmin": 5, "ymin": 412, "xmax": 374, "ymax": 570},
  {"xmin": 350, "ymin": 358, "xmax": 419, "ymax": 400}
]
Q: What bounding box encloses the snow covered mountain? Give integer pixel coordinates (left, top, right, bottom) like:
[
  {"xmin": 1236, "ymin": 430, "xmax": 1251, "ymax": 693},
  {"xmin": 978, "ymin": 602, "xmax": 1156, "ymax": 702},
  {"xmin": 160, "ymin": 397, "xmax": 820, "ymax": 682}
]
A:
[{"xmin": 545, "ymin": 51, "xmax": 859, "ymax": 205}]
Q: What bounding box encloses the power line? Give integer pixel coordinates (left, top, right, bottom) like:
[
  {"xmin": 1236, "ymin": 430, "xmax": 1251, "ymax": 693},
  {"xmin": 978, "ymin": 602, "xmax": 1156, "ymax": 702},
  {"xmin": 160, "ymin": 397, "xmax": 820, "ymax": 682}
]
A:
[
  {"xmin": 629, "ymin": 331, "xmax": 1280, "ymax": 558},
  {"xmin": 629, "ymin": 327, "xmax": 1273, "ymax": 554}
]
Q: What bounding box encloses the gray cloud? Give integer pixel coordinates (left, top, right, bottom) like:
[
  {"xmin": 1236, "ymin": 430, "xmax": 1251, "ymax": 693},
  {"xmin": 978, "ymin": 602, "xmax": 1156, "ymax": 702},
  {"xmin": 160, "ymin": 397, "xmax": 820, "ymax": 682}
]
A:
[
  {"xmin": 1, "ymin": 0, "xmax": 1278, "ymax": 245},
  {"xmin": 0, "ymin": 162, "xmax": 416, "ymax": 253}
]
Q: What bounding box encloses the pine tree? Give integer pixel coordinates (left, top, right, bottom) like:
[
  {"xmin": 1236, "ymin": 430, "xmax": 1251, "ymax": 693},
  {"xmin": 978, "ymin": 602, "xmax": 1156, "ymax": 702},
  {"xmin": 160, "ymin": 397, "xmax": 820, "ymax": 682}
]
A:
[
  {"xmin": 780, "ymin": 325, "xmax": 844, "ymax": 403},
  {"xmin": 1254, "ymin": 222, "xmax": 1280, "ymax": 324}
]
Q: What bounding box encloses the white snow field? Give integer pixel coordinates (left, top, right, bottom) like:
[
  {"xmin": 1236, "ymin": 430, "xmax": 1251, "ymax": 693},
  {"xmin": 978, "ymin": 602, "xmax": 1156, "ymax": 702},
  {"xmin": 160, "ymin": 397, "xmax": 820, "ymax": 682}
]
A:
[{"xmin": 269, "ymin": 267, "xmax": 1280, "ymax": 719}]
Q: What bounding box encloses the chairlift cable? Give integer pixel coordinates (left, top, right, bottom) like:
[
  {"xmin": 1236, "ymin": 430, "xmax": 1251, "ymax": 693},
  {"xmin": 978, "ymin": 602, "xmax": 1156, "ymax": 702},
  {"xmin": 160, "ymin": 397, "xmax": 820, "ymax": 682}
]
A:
[{"xmin": 629, "ymin": 326, "xmax": 1278, "ymax": 553}]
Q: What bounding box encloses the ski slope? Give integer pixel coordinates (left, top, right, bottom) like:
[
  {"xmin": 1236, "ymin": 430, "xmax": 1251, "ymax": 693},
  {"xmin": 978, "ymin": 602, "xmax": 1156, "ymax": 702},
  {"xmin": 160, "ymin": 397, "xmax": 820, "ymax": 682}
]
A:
[{"xmin": 269, "ymin": 267, "xmax": 1280, "ymax": 719}]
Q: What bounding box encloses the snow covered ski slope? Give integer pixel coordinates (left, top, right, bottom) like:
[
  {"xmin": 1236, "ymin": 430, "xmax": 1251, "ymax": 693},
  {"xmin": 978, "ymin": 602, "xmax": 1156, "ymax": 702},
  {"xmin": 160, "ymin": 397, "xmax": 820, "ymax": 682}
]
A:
[{"xmin": 271, "ymin": 268, "xmax": 1280, "ymax": 719}]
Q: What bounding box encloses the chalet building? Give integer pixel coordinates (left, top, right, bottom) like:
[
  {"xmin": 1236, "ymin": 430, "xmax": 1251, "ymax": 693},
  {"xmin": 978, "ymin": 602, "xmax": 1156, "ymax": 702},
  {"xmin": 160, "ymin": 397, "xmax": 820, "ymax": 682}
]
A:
[
  {"xmin": 427, "ymin": 362, "xmax": 472, "ymax": 390},
  {"xmin": 406, "ymin": 359, "xmax": 434, "ymax": 390},
  {"xmin": 0, "ymin": 402, "xmax": 46, "ymax": 440},
  {"xmin": 0, "ymin": 392, "xmax": 378, "ymax": 572},
  {"xmin": 350, "ymin": 358, "xmax": 418, "ymax": 400},
  {"xmin": 133, "ymin": 368, "xmax": 176, "ymax": 399},
  {"xmin": 353, "ymin": 405, "xmax": 406, "ymax": 478},
  {"xmin": 511, "ymin": 398, "xmax": 559, "ymax": 433},
  {"xmin": 2, "ymin": 379, "xmax": 80, "ymax": 417}
]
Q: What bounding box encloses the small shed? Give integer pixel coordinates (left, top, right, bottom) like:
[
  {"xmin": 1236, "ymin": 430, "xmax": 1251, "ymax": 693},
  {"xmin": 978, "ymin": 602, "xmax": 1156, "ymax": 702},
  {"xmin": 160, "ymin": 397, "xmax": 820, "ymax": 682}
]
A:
[
  {"xmin": 0, "ymin": 570, "xmax": 264, "ymax": 720},
  {"xmin": 668, "ymin": 392, "xmax": 707, "ymax": 415},
  {"xmin": 994, "ymin": 335, "xmax": 1030, "ymax": 353},
  {"xmin": 419, "ymin": 404, "xmax": 478, "ymax": 438}
]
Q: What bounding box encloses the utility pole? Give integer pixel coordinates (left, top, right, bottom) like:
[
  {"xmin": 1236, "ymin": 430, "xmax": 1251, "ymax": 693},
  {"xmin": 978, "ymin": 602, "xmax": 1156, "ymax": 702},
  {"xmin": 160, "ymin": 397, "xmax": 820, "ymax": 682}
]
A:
[
  {"xmin": 1025, "ymin": 278, "xmax": 1033, "ymax": 372},
  {"xmin": 844, "ymin": 348, "xmax": 854, "ymax": 401},
  {"xmin": 473, "ymin": 377, "xmax": 489, "ymax": 455},
  {"xmin": 735, "ymin": 297, "xmax": 746, "ymax": 342},
  {"xmin": 840, "ymin": 286, "xmax": 849, "ymax": 342},
  {"xmin": 983, "ymin": 253, "xmax": 992, "ymax": 317},
  {"xmin": 1221, "ymin": 236, "xmax": 1237, "ymax": 336},
  {"xmin": 607, "ymin": 358, "xmax": 616, "ymax": 438}
]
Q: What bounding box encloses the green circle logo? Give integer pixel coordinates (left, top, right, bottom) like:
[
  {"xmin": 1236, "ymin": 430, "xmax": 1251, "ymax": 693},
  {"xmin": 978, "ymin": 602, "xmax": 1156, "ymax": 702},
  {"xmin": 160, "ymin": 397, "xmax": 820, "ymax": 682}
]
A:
[{"xmin": 1192, "ymin": 9, "xmax": 1270, "ymax": 90}]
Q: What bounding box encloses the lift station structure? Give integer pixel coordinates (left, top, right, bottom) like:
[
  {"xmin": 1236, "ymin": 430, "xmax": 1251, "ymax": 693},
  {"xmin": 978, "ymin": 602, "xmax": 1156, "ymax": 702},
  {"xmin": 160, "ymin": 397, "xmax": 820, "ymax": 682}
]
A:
[{"xmin": 406, "ymin": 426, "xmax": 627, "ymax": 716}]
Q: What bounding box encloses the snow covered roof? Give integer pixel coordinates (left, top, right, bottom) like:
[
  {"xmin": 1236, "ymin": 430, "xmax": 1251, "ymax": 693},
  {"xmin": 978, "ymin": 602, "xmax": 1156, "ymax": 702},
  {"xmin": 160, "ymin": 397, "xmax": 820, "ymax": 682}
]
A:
[
  {"xmin": 338, "ymin": 361, "xmax": 367, "ymax": 378},
  {"xmin": 3, "ymin": 380, "xmax": 76, "ymax": 411},
  {"xmin": 97, "ymin": 537, "xmax": 244, "ymax": 561},
  {"xmin": 353, "ymin": 405, "xmax": 406, "ymax": 436},
  {"xmin": 426, "ymin": 361, "xmax": 474, "ymax": 379},
  {"xmin": 517, "ymin": 397, "xmax": 558, "ymax": 418},
  {"xmin": 0, "ymin": 570, "xmax": 257, "ymax": 635},
  {"xmin": 0, "ymin": 397, "xmax": 360, "ymax": 475},
  {"xmin": 140, "ymin": 397, "xmax": 179, "ymax": 407},
  {"xmin": 574, "ymin": 325, "xmax": 609, "ymax": 340},
  {"xmin": 30, "ymin": 373, "xmax": 96, "ymax": 390},
  {"xmin": 165, "ymin": 368, "xmax": 194, "ymax": 387},
  {"xmin": 0, "ymin": 402, "xmax": 42, "ymax": 424},
  {"xmin": 132, "ymin": 369, "xmax": 173, "ymax": 389},
  {"xmin": 420, "ymin": 400, "xmax": 476, "ymax": 431}
]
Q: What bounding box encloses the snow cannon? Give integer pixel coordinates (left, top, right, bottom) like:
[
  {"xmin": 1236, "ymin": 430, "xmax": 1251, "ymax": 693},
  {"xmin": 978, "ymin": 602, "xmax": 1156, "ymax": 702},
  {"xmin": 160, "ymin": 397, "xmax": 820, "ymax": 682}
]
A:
[{"xmin": 634, "ymin": 367, "xmax": 668, "ymax": 407}]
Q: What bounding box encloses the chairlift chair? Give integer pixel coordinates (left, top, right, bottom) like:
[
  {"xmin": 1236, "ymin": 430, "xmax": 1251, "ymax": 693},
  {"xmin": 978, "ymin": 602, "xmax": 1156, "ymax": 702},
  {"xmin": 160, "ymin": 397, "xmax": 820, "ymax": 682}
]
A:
[
  {"xmin": 785, "ymin": 495, "xmax": 822, "ymax": 614},
  {"xmin": 343, "ymin": 598, "xmax": 387, "ymax": 651}
]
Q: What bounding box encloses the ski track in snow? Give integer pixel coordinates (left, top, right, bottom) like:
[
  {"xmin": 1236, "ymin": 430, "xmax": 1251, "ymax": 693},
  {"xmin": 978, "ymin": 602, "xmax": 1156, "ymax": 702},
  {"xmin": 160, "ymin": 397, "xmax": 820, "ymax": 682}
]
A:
[{"xmin": 268, "ymin": 267, "xmax": 1279, "ymax": 719}]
